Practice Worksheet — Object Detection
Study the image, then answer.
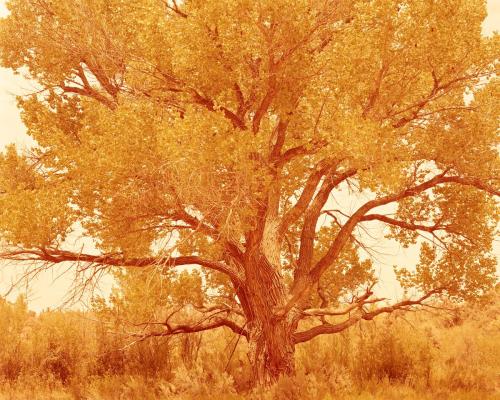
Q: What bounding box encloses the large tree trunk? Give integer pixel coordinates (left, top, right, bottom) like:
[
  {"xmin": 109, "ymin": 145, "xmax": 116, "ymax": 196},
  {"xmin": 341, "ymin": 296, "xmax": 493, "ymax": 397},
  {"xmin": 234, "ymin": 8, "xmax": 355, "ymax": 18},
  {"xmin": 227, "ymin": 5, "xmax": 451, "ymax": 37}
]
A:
[
  {"xmin": 243, "ymin": 246, "xmax": 298, "ymax": 385},
  {"xmin": 248, "ymin": 316, "xmax": 296, "ymax": 384}
]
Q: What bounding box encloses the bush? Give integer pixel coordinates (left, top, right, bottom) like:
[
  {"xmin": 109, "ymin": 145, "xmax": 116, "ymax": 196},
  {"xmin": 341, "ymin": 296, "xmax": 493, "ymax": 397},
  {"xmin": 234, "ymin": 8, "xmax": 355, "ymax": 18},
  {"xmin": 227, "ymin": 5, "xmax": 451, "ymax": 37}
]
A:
[{"xmin": 0, "ymin": 291, "xmax": 498, "ymax": 399}]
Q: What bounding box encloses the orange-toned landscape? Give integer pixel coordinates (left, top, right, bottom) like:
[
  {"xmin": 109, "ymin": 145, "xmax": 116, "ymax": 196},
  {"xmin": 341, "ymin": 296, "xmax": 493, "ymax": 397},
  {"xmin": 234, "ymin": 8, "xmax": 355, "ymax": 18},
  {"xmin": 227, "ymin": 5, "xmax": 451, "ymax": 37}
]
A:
[{"xmin": 0, "ymin": 0, "xmax": 499, "ymax": 398}]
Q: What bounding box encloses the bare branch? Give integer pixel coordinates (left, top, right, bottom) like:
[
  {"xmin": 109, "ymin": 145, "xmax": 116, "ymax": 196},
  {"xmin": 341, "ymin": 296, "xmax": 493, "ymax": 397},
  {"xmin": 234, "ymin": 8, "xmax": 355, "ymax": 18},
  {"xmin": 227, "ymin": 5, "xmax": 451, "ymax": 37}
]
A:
[
  {"xmin": 278, "ymin": 162, "xmax": 331, "ymax": 237},
  {"xmin": 0, "ymin": 247, "xmax": 244, "ymax": 283},
  {"xmin": 294, "ymin": 287, "xmax": 444, "ymax": 343},
  {"xmin": 360, "ymin": 214, "xmax": 449, "ymax": 233},
  {"xmin": 60, "ymin": 84, "xmax": 115, "ymax": 109},
  {"xmin": 294, "ymin": 168, "xmax": 357, "ymax": 279},
  {"xmin": 275, "ymin": 138, "xmax": 327, "ymax": 168},
  {"xmin": 163, "ymin": 0, "xmax": 188, "ymax": 18},
  {"xmin": 132, "ymin": 315, "xmax": 248, "ymax": 340},
  {"xmin": 281, "ymin": 172, "xmax": 498, "ymax": 313},
  {"xmin": 303, "ymin": 298, "xmax": 385, "ymax": 317}
]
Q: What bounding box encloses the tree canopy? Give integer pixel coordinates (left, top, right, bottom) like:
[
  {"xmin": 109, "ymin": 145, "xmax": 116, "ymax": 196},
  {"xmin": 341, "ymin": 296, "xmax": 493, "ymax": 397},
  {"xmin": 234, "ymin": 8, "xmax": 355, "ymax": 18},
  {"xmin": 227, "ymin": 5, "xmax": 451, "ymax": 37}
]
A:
[{"xmin": 0, "ymin": 0, "xmax": 498, "ymax": 383}]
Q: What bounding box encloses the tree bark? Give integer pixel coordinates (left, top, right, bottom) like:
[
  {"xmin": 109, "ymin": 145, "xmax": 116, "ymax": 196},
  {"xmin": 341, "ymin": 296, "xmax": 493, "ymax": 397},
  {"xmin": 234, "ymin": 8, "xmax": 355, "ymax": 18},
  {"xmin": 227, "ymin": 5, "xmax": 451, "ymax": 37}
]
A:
[
  {"xmin": 243, "ymin": 247, "xmax": 298, "ymax": 384},
  {"xmin": 248, "ymin": 316, "xmax": 296, "ymax": 384}
]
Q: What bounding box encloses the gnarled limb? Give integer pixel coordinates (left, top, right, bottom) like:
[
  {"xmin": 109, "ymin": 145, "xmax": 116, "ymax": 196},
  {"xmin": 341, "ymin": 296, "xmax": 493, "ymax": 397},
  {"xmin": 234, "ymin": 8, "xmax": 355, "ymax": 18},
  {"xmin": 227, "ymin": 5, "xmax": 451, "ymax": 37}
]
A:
[
  {"xmin": 310, "ymin": 173, "xmax": 499, "ymax": 284},
  {"xmin": 294, "ymin": 168, "xmax": 357, "ymax": 277},
  {"xmin": 294, "ymin": 287, "xmax": 445, "ymax": 344},
  {"xmin": 0, "ymin": 246, "xmax": 244, "ymax": 284},
  {"xmin": 360, "ymin": 214, "xmax": 450, "ymax": 233},
  {"xmin": 130, "ymin": 316, "xmax": 248, "ymax": 341},
  {"xmin": 283, "ymin": 172, "xmax": 499, "ymax": 313}
]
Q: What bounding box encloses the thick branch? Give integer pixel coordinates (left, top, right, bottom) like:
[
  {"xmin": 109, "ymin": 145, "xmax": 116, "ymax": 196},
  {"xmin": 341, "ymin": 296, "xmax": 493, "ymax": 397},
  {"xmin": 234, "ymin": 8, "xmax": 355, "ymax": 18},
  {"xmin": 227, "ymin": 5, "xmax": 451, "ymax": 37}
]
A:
[
  {"xmin": 278, "ymin": 163, "xmax": 331, "ymax": 237},
  {"xmin": 282, "ymin": 172, "xmax": 498, "ymax": 313},
  {"xmin": 191, "ymin": 90, "xmax": 246, "ymax": 130},
  {"xmin": 164, "ymin": 318, "xmax": 248, "ymax": 337},
  {"xmin": 310, "ymin": 173, "xmax": 499, "ymax": 283},
  {"xmin": 360, "ymin": 214, "xmax": 448, "ymax": 233},
  {"xmin": 133, "ymin": 317, "xmax": 248, "ymax": 340},
  {"xmin": 83, "ymin": 59, "xmax": 120, "ymax": 99},
  {"xmin": 294, "ymin": 168, "xmax": 357, "ymax": 279},
  {"xmin": 361, "ymin": 288, "xmax": 442, "ymax": 320},
  {"xmin": 60, "ymin": 84, "xmax": 115, "ymax": 109},
  {"xmin": 269, "ymin": 118, "xmax": 290, "ymax": 161},
  {"xmin": 252, "ymin": 75, "xmax": 277, "ymax": 134},
  {"xmin": 0, "ymin": 247, "xmax": 244, "ymax": 283},
  {"xmin": 294, "ymin": 288, "xmax": 443, "ymax": 344},
  {"xmin": 275, "ymin": 138, "xmax": 327, "ymax": 169},
  {"xmin": 302, "ymin": 298, "xmax": 385, "ymax": 317},
  {"xmin": 440, "ymin": 176, "xmax": 499, "ymax": 197}
]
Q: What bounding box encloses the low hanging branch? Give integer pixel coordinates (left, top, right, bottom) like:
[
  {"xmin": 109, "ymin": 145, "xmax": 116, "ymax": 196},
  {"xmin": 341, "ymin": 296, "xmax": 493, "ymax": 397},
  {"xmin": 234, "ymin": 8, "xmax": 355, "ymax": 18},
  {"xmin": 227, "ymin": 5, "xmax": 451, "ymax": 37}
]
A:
[
  {"xmin": 122, "ymin": 303, "xmax": 249, "ymax": 345},
  {"xmin": 294, "ymin": 287, "xmax": 445, "ymax": 344},
  {"xmin": 0, "ymin": 247, "xmax": 244, "ymax": 284},
  {"xmin": 135, "ymin": 315, "xmax": 249, "ymax": 339}
]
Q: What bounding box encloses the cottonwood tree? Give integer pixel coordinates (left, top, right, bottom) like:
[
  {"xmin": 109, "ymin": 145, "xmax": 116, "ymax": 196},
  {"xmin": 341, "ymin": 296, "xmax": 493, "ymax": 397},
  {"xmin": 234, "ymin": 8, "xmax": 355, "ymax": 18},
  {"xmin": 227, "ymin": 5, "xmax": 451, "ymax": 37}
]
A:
[{"xmin": 0, "ymin": 0, "xmax": 499, "ymax": 383}]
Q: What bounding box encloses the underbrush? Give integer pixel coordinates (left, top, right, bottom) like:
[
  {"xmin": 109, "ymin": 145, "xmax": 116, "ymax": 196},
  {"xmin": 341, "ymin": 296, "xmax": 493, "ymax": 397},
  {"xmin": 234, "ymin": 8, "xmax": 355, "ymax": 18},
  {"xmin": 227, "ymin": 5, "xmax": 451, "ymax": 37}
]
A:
[
  {"xmin": 1, "ymin": 376, "xmax": 499, "ymax": 400},
  {"xmin": 0, "ymin": 291, "xmax": 498, "ymax": 399}
]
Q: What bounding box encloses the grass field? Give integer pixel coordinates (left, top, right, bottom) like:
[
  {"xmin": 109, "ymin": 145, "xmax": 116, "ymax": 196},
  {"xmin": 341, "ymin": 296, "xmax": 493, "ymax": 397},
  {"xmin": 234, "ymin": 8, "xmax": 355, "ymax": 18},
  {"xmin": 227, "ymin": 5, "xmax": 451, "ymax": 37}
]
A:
[{"xmin": 1, "ymin": 290, "xmax": 498, "ymax": 399}]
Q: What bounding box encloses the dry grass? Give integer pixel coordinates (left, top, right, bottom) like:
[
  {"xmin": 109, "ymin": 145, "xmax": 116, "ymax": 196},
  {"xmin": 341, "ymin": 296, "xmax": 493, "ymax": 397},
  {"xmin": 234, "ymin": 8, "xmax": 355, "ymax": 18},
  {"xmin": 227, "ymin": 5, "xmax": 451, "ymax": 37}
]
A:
[{"xmin": 0, "ymin": 291, "xmax": 498, "ymax": 399}]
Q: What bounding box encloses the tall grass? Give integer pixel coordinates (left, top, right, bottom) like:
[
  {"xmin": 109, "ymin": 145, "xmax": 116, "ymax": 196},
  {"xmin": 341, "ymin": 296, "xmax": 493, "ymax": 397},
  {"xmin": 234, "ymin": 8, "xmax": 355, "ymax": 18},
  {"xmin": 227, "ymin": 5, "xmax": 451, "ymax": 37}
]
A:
[{"xmin": 0, "ymin": 291, "xmax": 498, "ymax": 399}]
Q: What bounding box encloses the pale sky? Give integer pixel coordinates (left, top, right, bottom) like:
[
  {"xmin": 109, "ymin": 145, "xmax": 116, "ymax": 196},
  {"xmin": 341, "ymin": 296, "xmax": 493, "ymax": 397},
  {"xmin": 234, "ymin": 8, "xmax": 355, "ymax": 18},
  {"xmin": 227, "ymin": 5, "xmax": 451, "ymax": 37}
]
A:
[{"xmin": 0, "ymin": 1, "xmax": 499, "ymax": 312}]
